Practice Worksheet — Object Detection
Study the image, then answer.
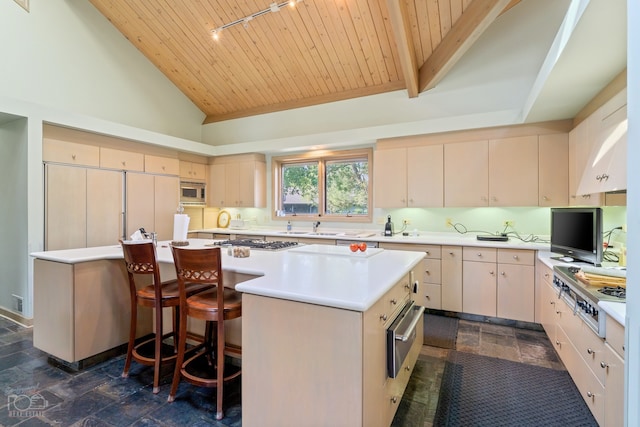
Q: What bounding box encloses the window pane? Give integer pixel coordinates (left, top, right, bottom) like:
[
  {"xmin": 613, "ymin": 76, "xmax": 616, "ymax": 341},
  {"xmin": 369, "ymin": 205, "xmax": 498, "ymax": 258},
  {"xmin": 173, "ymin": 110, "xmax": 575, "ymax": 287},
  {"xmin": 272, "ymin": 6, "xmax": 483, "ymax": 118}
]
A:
[
  {"xmin": 281, "ymin": 162, "xmax": 319, "ymax": 214},
  {"xmin": 325, "ymin": 158, "xmax": 368, "ymax": 215}
]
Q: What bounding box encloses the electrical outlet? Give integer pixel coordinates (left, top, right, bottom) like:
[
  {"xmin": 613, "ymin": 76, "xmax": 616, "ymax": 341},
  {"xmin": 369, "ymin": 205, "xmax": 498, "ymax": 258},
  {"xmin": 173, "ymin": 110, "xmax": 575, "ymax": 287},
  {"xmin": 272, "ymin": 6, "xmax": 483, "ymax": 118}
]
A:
[
  {"xmin": 402, "ymin": 219, "xmax": 411, "ymax": 225},
  {"xmin": 446, "ymin": 218, "xmax": 454, "ymax": 228},
  {"xmin": 503, "ymin": 220, "xmax": 514, "ymax": 228}
]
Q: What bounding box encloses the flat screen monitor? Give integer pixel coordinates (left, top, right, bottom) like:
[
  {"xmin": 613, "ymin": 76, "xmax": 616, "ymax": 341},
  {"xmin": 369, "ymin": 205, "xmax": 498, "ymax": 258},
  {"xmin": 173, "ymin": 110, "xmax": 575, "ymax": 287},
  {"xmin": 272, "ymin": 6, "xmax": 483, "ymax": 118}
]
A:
[{"xmin": 550, "ymin": 207, "xmax": 603, "ymax": 265}]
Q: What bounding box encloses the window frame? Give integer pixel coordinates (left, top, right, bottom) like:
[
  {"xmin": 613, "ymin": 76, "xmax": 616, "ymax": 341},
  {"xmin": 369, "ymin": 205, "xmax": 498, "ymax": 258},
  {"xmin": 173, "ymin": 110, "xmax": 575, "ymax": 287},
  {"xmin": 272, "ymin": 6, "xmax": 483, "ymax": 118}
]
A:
[{"xmin": 271, "ymin": 148, "xmax": 373, "ymax": 222}]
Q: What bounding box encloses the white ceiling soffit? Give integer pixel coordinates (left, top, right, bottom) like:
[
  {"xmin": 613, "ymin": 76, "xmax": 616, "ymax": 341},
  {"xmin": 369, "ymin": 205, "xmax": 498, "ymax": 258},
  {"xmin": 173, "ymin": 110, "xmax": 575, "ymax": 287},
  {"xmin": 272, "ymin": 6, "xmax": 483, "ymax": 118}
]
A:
[{"xmin": 522, "ymin": 0, "xmax": 627, "ymax": 122}]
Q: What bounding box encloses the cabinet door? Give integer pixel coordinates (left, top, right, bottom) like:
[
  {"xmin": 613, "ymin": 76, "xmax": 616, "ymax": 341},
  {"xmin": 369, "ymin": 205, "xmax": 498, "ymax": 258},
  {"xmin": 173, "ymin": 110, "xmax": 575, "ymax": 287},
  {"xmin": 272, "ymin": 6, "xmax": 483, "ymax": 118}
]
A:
[
  {"xmin": 145, "ymin": 155, "xmax": 179, "ymax": 176},
  {"xmin": 100, "ymin": 147, "xmax": 144, "ymax": 171},
  {"xmin": 208, "ymin": 163, "xmax": 227, "ymax": 206},
  {"xmin": 126, "ymin": 173, "xmax": 154, "ymax": 238},
  {"xmin": 569, "ymin": 115, "xmax": 603, "ymax": 206},
  {"xmin": 237, "ymin": 161, "xmax": 256, "ymax": 207},
  {"xmin": 539, "ymin": 133, "xmax": 568, "ymax": 206},
  {"xmin": 45, "ymin": 164, "xmax": 87, "ymax": 250},
  {"xmin": 488, "ymin": 136, "xmax": 538, "ymax": 206},
  {"xmin": 462, "ymin": 261, "xmax": 496, "ymax": 317},
  {"xmin": 496, "ymin": 264, "xmax": 534, "ymax": 322},
  {"xmin": 444, "ymin": 140, "xmax": 488, "ymax": 207},
  {"xmin": 87, "ymin": 169, "xmax": 123, "ymax": 246},
  {"xmin": 407, "ymin": 145, "xmax": 443, "ymax": 207},
  {"xmin": 540, "ymin": 280, "xmax": 557, "ymax": 338},
  {"xmin": 43, "ymin": 139, "xmax": 100, "ymax": 167},
  {"xmin": 373, "ymin": 148, "xmax": 407, "ymax": 208},
  {"xmin": 225, "ymin": 164, "xmax": 241, "ymax": 207},
  {"xmin": 441, "ymin": 246, "xmax": 462, "ymax": 312},
  {"xmin": 154, "ymin": 175, "xmax": 180, "ymax": 240},
  {"xmin": 603, "ymin": 343, "xmax": 625, "ymax": 427}
]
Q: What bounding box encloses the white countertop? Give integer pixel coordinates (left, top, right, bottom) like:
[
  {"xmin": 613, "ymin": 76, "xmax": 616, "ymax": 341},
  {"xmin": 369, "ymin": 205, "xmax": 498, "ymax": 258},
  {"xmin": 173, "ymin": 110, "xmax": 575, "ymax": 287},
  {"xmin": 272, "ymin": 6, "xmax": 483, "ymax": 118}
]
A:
[
  {"xmin": 31, "ymin": 239, "xmax": 424, "ymax": 312},
  {"xmin": 193, "ymin": 227, "xmax": 551, "ymax": 250}
]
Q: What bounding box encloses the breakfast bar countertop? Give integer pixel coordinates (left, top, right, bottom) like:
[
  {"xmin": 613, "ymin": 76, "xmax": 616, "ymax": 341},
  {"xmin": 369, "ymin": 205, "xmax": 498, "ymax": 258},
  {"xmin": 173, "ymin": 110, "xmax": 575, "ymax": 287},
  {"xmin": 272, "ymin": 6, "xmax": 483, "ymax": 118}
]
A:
[{"xmin": 30, "ymin": 239, "xmax": 424, "ymax": 313}]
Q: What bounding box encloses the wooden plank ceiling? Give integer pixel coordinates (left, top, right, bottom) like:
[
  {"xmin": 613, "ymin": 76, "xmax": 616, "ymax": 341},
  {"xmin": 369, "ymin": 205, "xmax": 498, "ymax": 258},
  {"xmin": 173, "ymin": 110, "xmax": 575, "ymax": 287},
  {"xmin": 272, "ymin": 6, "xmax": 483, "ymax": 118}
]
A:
[{"xmin": 89, "ymin": 0, "xmax": 520, "ymax": 123}]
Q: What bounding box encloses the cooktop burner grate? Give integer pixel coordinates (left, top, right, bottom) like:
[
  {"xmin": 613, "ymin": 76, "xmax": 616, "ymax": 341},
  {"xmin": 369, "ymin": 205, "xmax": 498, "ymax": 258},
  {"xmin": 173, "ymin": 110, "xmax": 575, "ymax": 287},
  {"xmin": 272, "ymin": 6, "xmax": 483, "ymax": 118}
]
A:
[
  {"xmin": 598, "ymin": 286, "xmax": 626, "ymax": 299},
  {"xmin": 212, "ymin": 239, "xmax": 299, "ymax": 251}
]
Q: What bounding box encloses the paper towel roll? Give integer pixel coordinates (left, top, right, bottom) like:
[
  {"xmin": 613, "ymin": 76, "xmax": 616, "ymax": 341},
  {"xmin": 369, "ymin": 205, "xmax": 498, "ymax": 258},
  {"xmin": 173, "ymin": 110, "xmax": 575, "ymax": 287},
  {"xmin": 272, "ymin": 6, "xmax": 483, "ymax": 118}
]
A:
[{"xmin": 173, "ymin": 214, "xmax": 190, "ymax": 242}]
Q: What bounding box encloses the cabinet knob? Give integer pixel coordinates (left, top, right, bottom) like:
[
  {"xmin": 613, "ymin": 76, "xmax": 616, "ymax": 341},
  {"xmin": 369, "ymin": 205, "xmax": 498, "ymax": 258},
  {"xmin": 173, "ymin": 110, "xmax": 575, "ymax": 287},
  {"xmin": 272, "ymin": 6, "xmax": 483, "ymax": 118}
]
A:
[
  {"xmin": 500, "ymin": 271, "xmax": 505, "ymax": 276},
  {"xmin": 122, "ymin": 161, "xmax": 126, "ymax": 166},
  {"xmin": 449, "ymin": 252, "xmax": 454, "ymax": 256},
  {"xmin": 600, "ymin": 361, "xmax": 609, "ymax": 369},
  {"xmin": 425, "ymin": 295, "xmax": 430, "ymax": 300},
  {"xmin": 555, "ymin": 340, "xmax": 561, "ymax": 346},
  {"xmin": 489, "ymin": 271, "xmax": 495, "ymax": 275},
  {"xmin": 390, "ymin": 299, "xmax": 397, "ymax": 305},
  {"xmin": 425, "ymin": 270, "xmax": 430, "ymax": 275},
  {"xmin": 391, "ymin": 396, "xmax": 398, "ymax": 404},
  {"xmin": 425, "ymin": 251, "xmax": 430, "ymax": 255},
  {"xmin": 587, "ymin": 348, "xmax": 594, "ymax": 355},
  {"xmin": 544, "ymin": 273, "xmax": 550, "ymax": 278},
  {"xmin": 380, "ymin": 314, "xmax": 387, "ymax": 321},
  {"xmin": 72, "ymin": 154, "xmax": 77, "ymax": 160},
  {"xmin": 513, "ymin": 255, "xmax": 519, "ymax": 260},
  {"xmin": 405, "ymin": 365, "xmax": 411, "ymax": 371},
  {"xmin": 587, "ymin": 391, "xmax": 593, "ymax": 398},
  {"xmin": 476, "ymin": 252, "xmax": 482, "ymax": 257},
  {"xmin": 549, "ymin": 300, "xmax": 555, "ymax": 305},
  {"xmin": 543, "ymin": 196, "xmax": 549, "ymax": 201}
]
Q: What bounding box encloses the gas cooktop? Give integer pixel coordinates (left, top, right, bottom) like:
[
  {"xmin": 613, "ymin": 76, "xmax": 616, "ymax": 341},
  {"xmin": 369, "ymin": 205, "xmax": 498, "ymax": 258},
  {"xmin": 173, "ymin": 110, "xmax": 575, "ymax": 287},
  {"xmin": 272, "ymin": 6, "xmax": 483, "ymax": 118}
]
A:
[
  {"xmin": 212, "ymin": 239, "xmax": 299, "ymax": 251},
  {"xmin": 554, "ymin": 266, "xmax": 626, "ymax": 303}
]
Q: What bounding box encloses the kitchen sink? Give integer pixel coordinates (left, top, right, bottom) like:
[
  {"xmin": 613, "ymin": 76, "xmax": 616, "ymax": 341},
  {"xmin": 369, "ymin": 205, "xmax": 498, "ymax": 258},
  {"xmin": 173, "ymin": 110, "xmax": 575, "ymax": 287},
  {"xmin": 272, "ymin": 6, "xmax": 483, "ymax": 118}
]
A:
[
  {"xmin": 306, "ymin": 232, "xmax": 340, "ymax": 236},
  {"xmin": 276, "ymin": 231, "xmax": 309, "ymax": 235}
]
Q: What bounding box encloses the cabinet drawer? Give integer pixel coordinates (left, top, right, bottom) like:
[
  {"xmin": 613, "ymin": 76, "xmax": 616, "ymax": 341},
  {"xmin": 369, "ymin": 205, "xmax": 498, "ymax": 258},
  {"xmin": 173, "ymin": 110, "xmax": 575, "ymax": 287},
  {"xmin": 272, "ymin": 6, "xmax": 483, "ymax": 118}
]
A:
[
  {"xmin": 100, "ymin": 147, "xmax": 144, "ymax": 171},
  {"xmin": 497, "ymin": 249, "xmax": 534, "ymax": 265},
  {"xmin": 422, "ymin": 258, "xmax": 441, "ymax": 284},
  {"xmin": 605, "ymin": 315, "xmax": 625, "ymax": 358},
  {"xmin": 43, "ymin": 139, "xmax": 99, "ymax": 167},
  {"xmin": 145, "ymin": 155, "xmax": 179, "ymax": 175},
  {"xmin": 370, "ymin": 274, "xmax": 411, "ymax": 327},
  {"xmin": 421, "ymin": 284, "xmax": 441, "ymax": 310},
  {"xmin": 463, "ymin": 247, "xmax": 496, "ymax": 262},
  {"xmin": 379, "ymin": 243, "xmax": 441, "ymax": 259}
]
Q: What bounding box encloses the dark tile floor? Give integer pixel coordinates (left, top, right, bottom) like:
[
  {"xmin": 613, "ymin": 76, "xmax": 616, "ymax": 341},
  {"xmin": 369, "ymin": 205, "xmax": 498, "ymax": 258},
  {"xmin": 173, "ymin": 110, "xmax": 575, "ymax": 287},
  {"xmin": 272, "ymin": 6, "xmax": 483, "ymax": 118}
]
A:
[{"xmin": 0, "ymin": 315, "xmax": 562, "ymax": 426}]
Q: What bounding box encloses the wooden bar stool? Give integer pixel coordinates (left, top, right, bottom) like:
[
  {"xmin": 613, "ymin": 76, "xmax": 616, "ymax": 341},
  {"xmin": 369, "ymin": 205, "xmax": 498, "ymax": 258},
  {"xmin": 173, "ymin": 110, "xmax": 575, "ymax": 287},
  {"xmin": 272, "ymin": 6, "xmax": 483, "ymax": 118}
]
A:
[
  {"xmin": 120, "ymin": 240, "xmax": 212, "ymax": 393},
  {"xmin": 168, "ymin": 245, "xmax": 242, "ymax": 420}
]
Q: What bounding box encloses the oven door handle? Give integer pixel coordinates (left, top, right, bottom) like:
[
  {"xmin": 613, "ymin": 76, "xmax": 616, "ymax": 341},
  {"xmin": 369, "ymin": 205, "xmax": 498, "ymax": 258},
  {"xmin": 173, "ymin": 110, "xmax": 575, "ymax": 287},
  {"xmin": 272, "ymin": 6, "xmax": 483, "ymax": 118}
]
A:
[{"xmin": 395, "ymin": 304, "xmax": 425, "ymax": 342}]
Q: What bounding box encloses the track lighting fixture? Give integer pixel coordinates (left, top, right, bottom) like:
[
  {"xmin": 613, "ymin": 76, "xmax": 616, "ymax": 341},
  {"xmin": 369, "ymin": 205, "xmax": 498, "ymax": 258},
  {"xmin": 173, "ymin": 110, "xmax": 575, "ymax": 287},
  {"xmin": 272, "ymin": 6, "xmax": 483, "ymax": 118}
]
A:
[{"xmin": 211, "ymin": 0, "xmax": 303, "ymax": 40}]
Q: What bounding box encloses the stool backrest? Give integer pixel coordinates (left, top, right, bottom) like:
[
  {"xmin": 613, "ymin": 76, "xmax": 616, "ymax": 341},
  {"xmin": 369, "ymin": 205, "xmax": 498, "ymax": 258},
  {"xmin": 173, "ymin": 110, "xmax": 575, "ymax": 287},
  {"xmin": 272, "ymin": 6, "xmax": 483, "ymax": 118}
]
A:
[
  {"xmin": 120, "ymin": 240, "xmax": 163, "ymax": 299},
  {"xmin": 170, "ymin": 246, "xmax": 224, "ymax": 311}
]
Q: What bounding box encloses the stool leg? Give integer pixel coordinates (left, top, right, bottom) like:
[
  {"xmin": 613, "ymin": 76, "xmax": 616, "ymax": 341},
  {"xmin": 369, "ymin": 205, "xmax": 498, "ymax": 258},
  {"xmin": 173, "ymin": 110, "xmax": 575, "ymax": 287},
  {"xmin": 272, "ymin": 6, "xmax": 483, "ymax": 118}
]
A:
[
  {"xmin": 168, "ymin": 306, "xmax": 188, "ymax": 402},
  {"xmin": 122, "ymin": 298, "xmax": 137, "ymax": 379},
  {"xmin": 153, "ymin": 303, "xmax": 163, "ymax": 394},
  {"xmin": 216, "ymin": 319, "xmax": 225, "ymax": 420}
]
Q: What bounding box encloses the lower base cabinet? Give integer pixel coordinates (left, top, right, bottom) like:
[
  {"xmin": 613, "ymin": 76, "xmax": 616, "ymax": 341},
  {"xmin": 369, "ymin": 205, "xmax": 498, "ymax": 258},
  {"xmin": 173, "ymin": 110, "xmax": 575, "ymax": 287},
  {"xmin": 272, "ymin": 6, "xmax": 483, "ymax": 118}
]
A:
[
  {"xmin": 242, "ymin": 273, "xmax": 421, "ymax": 427},
  {"xmin": 538, "ymin": 262, "xmax": 624, "ymax": 426}
]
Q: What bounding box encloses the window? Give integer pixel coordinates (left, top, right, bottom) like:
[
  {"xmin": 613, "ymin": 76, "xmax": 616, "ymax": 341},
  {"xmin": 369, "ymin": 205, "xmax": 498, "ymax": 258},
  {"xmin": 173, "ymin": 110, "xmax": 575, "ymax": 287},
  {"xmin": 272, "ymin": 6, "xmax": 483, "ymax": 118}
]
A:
[{"xmin": 273, "ymin": 149, "xmax": 372, "ymax": 221}]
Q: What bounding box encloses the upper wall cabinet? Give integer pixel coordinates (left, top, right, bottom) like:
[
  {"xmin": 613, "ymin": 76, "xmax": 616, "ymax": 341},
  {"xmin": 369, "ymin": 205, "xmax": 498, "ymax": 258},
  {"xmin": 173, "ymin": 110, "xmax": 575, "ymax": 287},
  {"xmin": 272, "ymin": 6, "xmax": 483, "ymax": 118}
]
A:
[
  {"xmin": 444, "ymin": 140, "xmax": 489, "ymax": 207},
  {"xmin": 374, "ymin": 145, "xmax": 443, "ymax": 208},
  {"xmin": 43, "ymin": 139, "xmax": 100, "ymax": 167},
  {"xmin": 100, "ymin": 147, "xmax": 144, "ymax": 172},
  {"xmin": 145, "ymin": 155, "xmax": 180, "ymax": 176},
  {"xmin": 577, "ymin": 89, "xmax": 627, "ymax": 196},
  {"xmin": 539, "ymin": 133, "xmax": 569, "ymax": 207},
  {"xmin": 488, "ymin": 136, "xmax": 539, "ymax": 207},
  {"xmin": 568, "ymin": 115, "xmax": 604, "ymax": 206},
  {"xmin": 179, "ymin": 161, "xmax": 207, "ymax": 181},
  {"xmin": 208, "ymin": 154, "xmax": 266, "ymax": 208}
]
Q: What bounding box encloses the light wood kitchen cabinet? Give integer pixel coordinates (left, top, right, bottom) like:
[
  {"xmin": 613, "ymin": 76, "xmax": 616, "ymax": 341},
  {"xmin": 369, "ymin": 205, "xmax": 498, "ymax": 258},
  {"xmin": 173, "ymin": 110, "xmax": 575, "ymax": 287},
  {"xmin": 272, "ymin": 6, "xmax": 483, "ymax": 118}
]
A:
[
  {"xmin": 441, "ymin": 246, "xmax": 462, "ymax": 312},
  {"xmin": 444, "ymin": 140, "xmax": 489, "ymax": 207},
  {"xmin": 538, "ymin": 133, "xmax": 569, "ymax": 206},
  {"xmin": 43, "ymin": 138, "xmax": 100, "ymax": 167},
  {"xmin": 100, "ymin": 147, "xmax": 144, "ymax": 171},
  {"xmin": 577, "ymin": 89, "xmax": 627, "ymax": 196},
  {"xmin": 539, "ymin": 270, "xmax": 557, "ymax": 337},
  {"xmin": 45, "ymin": 164, "xmax": 123, "ymax": 250},
  {"xmin": 462, "ymin": 247, "xmax": 497, "ymax": 317},
  {"xmin": 126, "ymin": 173, "xmax": 180, "ymax": 240},
  {"xmin": 463, "ymin": 248, "xmax": 534, "ymax": 321},
  {"xmin": 603, "ymin": 343, "xmax": 625, "ymax": 427},
  {"xmin": 179, "ymin": 160, "xmax": 206, "ymax": 181},
  {"xmin": 568, "ymin": 113, "xmax": 603, "ymax": 206},
  {"xmin": 373, "ymin": 145, "xmax": 443, "ymax": 208},
  {"xmin": 379, "ymin": 243, "xmax": 442, "ymax": 309},
  {"xmin": 242, "ymin": 272, "xmax": 421, "ymax": 427},
  {"xmin": 488, "ymin": 135, "xmax": 539, "ymax": 206},
  {"xmin": 144, "ymin": 154, "xmax": 179, "ymax": 176},
  {"xmin": 208, "ymin": 154, "xmax": 266, "ymax": 208}
]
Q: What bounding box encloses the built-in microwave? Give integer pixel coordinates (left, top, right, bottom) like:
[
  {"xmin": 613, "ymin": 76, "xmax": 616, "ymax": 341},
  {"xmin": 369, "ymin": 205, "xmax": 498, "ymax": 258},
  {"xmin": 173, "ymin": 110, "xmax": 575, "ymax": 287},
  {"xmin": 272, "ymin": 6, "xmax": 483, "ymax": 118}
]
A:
[{"xmin": 180, "ymin": 181, "xmax": 206, "ymax": 206}]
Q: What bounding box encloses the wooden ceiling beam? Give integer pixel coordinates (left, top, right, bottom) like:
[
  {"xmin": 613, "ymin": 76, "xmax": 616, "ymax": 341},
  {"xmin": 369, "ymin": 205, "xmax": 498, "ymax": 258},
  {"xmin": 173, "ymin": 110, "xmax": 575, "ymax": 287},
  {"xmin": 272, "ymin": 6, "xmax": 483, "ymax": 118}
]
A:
[
  {"xmin": 386, "ymin": 0, "xmax": 419, "ymax": 98},
  {"xmin": 418, "ymin": 0, "xmax": 514, "ymax": 93}
]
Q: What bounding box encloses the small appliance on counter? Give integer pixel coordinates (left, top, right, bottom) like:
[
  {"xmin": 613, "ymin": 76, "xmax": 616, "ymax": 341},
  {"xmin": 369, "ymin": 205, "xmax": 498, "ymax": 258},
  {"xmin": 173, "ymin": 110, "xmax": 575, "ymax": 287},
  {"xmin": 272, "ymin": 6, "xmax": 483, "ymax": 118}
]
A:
[{"xmin": 384, "ymin": 215, "xmax": 394, "ymax": 236}]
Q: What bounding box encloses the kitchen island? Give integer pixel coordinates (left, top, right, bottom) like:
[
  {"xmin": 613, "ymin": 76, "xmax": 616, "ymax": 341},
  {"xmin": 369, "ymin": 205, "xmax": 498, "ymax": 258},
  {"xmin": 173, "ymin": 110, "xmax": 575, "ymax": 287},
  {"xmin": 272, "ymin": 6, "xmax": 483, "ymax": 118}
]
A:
[{"xmin": 31, "ymin": 239, "xmax": 424, "ymax": 426}]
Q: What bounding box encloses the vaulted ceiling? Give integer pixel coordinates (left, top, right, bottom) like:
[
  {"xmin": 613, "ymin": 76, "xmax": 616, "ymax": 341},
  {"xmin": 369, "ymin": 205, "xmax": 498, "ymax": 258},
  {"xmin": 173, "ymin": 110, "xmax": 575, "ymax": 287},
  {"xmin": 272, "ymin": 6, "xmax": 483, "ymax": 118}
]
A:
[{"xmin": 88, "ymin": 0, "xmax": 522, "ymax": 124}]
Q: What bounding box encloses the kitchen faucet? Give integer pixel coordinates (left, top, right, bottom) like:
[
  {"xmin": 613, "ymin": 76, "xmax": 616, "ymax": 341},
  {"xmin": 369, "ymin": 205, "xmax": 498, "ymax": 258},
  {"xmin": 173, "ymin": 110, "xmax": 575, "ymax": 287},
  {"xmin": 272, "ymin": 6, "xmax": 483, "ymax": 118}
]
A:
[{"xmin": 313, "ymin": 221, "xmax": 321, "ymax": 233}]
